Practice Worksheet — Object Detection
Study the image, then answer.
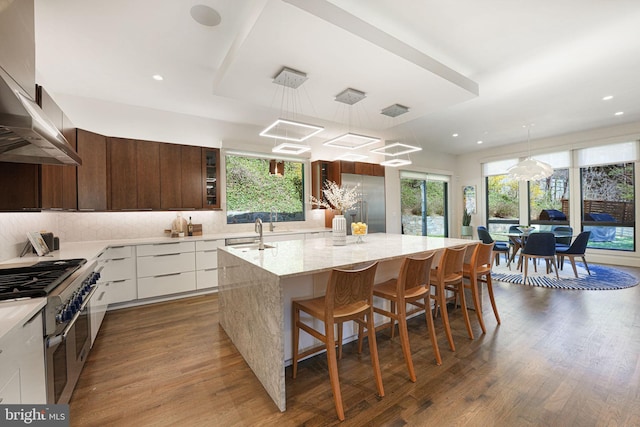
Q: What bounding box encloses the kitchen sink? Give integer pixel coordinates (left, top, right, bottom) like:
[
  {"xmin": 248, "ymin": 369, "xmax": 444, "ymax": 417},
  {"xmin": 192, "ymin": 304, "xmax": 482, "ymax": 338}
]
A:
[{"xmin": 231, "ymin": 243, "xmax": 275, "ymax": 251}]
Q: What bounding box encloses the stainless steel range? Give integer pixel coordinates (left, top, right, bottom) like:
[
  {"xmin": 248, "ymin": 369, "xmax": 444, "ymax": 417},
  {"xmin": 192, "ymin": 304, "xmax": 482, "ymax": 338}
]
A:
[{"xmin": 0, "ymin": 258, "xmax": 102, "ymax": 404}]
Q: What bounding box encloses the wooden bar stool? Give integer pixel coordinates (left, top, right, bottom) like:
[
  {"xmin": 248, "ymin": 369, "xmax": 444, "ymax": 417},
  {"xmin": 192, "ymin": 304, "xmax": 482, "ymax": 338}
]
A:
[
  {"xmin": 360, "ymin": 253, "xmax": 441, "ymax": 383},
  {"xmin": 429, "ymin": 246, "xmax": 470, "ymax": 352},
  {"xmin": 291, "ymin": 262, "xmax": 383, "ymax": 421},
  {"xmin": 460, "ymin": 242, "xmax": 501, "ymax": 334}
]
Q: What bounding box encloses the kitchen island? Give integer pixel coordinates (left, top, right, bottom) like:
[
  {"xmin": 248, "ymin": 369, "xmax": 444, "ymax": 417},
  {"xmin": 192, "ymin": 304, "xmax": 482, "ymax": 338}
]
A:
[{"xmin": 217, "ymin": 233, "xmax": 475, "ymax": 411}]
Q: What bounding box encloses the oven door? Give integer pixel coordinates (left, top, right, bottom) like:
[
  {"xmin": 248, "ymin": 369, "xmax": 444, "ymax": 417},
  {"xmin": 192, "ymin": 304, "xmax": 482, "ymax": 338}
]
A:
[{"xmin": 46, "ymin": 286, "xmax": 96, "ymax": 404}]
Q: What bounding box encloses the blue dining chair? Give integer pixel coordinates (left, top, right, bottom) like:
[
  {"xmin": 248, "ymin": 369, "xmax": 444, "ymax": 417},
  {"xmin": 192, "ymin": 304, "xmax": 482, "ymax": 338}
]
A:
[
  {"xmin": 477, "ymin": 226, "xmax": 510, "ymax": 267},
  {"xmin": 556, "ymin": 231, "xmax": 591, "ymax": 278},
  {"xmin": 552, "ymin": 225, "xmax": 573, "ymax": 247},
  {"xmin": 520, "ymin": 232, "xmax": 559, "ymax": 283}
]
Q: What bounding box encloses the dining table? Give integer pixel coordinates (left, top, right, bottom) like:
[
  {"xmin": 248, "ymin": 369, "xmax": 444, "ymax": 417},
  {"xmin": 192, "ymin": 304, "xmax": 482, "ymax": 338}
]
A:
[{"xmin": 503, "ymin": 229, "xmax": 573, "ymax": 268}]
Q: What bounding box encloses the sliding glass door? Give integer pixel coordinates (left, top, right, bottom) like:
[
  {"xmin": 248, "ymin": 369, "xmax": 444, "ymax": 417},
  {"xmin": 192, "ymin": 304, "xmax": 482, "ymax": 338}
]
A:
[{"xmin": 400, "ymin": 172, "xmax": 449, "ymax": 237}]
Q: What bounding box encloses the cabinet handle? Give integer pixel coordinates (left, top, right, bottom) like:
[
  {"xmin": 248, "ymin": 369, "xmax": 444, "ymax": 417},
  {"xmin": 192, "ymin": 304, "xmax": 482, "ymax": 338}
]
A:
[
  {"xmin": 155, "ymin": 272, "xmax": 181, "ymax": 278},
  {"xmin": 204, "ymin": 268, "xmax": 217, "ymax": 272},
  {"xmin": 112, "ymin": 280, "xmax": 127, "ymax": 284},
  {"xmin": 153, "ymin": 253, "xmax": 180, "ymax": 257},
  {"xmin": 203, "ymin": 250, "xmax": 218, "ymax": 253},
  {"xmin": 152, "ymin": 242, "xmax": 180, "ymax": 246},
  {"xmin": 98, "ymin": 291, "xmax": 106, "ymax": 301},
  {"xmin": 110, "ymin": 245, "xmax": 125, "ymax": 249},
  {"xmin": 112, "ymin": 257, "xmax": 126, "ymax": 261}
]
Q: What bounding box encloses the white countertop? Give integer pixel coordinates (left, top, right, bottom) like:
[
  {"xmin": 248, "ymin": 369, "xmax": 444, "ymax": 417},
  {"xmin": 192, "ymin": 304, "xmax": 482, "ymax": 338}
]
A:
[
  {"xmin": 0, "ymin": 298, "xmax": 46, "ymax": 341},
  {"xmin": 0, "ymin": 228, "xmax": 329, "ymax": 335},
  {"xmin": 221, "ymin": 233, "xmax": 475, "ymax": 278},
  {"xmin": 0, "ymin": 228, "xmax": 331, "ymax": 267}
]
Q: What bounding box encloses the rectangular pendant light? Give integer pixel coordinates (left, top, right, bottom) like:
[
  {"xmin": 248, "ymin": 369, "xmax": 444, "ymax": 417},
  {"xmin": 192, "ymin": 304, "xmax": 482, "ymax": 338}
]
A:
[
  {"xmin": 370, "ymin": 142, "xmax": 422, "ymax": 156},
  {"xmin": 260, "ymin": 119, "xmax": 324, "ymax": 142},
  {"xmin": 272, "ymin": 142, "xmax": 312, "ymax": 155},
  {"xmin": 324, "ymin": 133, "xmax": 380, "ymax": 150},
  {"xmin": 380, "ymin": 159, "xmax": 412, "ymax": 167}
]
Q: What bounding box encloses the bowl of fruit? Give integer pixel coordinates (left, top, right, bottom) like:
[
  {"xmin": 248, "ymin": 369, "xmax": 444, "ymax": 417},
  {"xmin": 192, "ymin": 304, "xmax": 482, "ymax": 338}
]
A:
[{"xmin": 351, "ymin": 222, "xmax": 368, "ymax": 243}]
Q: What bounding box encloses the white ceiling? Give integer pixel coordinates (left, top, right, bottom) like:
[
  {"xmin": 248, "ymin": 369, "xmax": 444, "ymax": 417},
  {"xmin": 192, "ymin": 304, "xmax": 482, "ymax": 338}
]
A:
[{"xmin": 34, "ymin": 0, "xmax": 640, "ymax": 157}]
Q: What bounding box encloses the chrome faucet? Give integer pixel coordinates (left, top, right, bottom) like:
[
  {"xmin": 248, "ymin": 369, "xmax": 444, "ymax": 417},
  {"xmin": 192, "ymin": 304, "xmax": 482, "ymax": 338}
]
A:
[
  {"xmin": 255, "ymin": 218, "xmax": 265, "ymax": 250},
  {"xmin": 269, "ymin": 209, "xmax": 276, "ymax": 232}
]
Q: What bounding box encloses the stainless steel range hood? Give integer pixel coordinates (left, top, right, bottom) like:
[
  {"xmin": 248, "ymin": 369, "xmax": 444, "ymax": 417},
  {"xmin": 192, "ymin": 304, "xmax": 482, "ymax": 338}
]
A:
[
  {"xmin": 0, "ymin": 67, "xmax": 81, "ymax": 166},
  {"xmin": 0, "ymin": 0, "xmax": 81, "ymax": 166}
]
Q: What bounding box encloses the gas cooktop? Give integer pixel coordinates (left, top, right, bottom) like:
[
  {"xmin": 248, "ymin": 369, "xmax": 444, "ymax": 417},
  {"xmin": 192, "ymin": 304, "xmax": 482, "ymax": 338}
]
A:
[{"xmin": 0, "ymin": 258, "xmax": 87, "ymax": 301}]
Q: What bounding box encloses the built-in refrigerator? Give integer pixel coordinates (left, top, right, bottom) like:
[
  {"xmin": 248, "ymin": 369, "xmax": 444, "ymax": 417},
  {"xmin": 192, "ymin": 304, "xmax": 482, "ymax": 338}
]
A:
[{"xmin": 341, "ymin": 173, "xmax": 386, "ymax": 234}]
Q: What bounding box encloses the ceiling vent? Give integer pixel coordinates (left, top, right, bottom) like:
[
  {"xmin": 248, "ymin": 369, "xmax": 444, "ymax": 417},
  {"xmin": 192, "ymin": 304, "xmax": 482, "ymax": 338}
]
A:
[
  {"xmin": 335, "ymin": 88, "xmax": 366, "ymax": 105},
  {"xmin": 381, "ymin": 103, "xmax": 409, "ymax": 117},
  {"xmin": 273, "ymin": 67, "xmax": 308, "ymax": 89}
]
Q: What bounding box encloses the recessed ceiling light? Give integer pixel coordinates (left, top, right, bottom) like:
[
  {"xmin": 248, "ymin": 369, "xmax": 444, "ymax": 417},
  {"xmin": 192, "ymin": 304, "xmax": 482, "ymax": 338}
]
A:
[
  {"xmin": 190, "ymin": 5, "xmax": 221, "ymax": 27},
  {"xmin": 477, "ymin": 140, "xmax": 483, "ymax": 144},
  {"xmin": 452, "ymin": 133, "xmax": 459, "ymax": 137},
  {"xmin": 615, "ymin": 111, "xmax": 624, "ymax": 116},
  {"xmin": 602, "ymin": 95, "xmax": 613, "ymax": 101},
  {"xmin": 152, "ymin": 74, "xmax": 163, "ymax": 81}
]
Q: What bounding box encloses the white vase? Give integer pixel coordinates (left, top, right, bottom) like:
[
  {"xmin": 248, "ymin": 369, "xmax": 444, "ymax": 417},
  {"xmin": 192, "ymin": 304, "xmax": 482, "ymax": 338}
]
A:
[{"xmin": 332, "ymin": 214, "xmax": 347, "ymax": 246}]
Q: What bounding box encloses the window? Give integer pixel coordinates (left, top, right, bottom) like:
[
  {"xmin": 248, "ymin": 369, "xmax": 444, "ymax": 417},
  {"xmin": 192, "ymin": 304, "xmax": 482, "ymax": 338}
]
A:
[
  {"xmin": 400, "ymin": 171, "xmax": 449, "ymax": 237},
  {"xmin": 484, "ymin": 159, "xmax": 520, "ymax": 237},
  {"xmin": 225, "ymin": 154, "xmax": 305, "ymax": 224},
  {"xmin": 529, "ymin": 151, "xmax": 570, "ymax": 226},
  {"xmin": 577, "ymin": 142, "xmax": 636, "ymax": 251}
]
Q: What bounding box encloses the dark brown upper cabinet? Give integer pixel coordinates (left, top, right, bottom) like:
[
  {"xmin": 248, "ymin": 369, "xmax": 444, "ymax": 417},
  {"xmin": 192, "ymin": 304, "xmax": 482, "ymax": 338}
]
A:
[
  {"xmin": 159, "ymin": 143, "xmax": 182, "ymax": 210},
  {"xmin": 107, "ymin": 137, "xmax": 138, "ymax": 210},
  {"xmin": 180, "ymin": 145, "xmax": 203, "ymax": 209},
  {"xmin": 77, "ymin": 129, "xmax": 108, "ymax": 211},
  {"xmin": 136, "ymin": 140, "xmax": 161, "ymax": 210}
]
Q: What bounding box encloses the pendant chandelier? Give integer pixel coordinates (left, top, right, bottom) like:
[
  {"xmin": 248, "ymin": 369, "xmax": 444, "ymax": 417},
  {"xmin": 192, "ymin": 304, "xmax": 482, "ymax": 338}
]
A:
[{"xmin": 507, "ymin": 125, "xmax": 553, "ymax": 181}]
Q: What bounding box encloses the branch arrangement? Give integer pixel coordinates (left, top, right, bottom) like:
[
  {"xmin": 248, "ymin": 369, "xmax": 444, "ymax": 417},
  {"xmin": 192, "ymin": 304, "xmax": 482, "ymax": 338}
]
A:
[{"xmin": 309, "ymin": 180, "xmax": 361, "ymax": 213}]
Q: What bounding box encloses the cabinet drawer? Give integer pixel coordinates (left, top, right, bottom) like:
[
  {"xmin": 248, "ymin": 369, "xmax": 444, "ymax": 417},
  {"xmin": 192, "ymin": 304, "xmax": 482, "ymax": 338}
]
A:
[
  {"xmin": 196, "ymin": 268, "xmax": 218, "ymax": 290},
  {"xmin": 105, "ymin": 279, "xmax": 137, "ymax": 304},
  {"xmin": 196, "ymin": 250, "xmax": 218, "ymax": 270},
  {"xmin": 137, "ymin": 252, "xmax": 195, "ymax": 277},
  {"xmin": 104, "ymin": 245, "xmax": 134, "ymax": 259},
  {"xmin": 196, "ymin": 239, "xmax": 224, "ymax": 251},
  {"xmin": 137, "ymin": 241, "xmax": 194, "ymax": 256},
  {"xmin": 138, "ymin": 271, "xmax": 196, "ymax": 299},
  {"xmin": 99, "ymin": 257, "xmax": 135, "ymax": 282}
]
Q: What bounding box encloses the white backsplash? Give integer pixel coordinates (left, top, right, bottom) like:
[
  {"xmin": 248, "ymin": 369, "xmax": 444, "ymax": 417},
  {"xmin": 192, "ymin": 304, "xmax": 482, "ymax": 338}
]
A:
[{"xmin": 0, "ymin": 209, "xmax": 326, "ymax": 262}]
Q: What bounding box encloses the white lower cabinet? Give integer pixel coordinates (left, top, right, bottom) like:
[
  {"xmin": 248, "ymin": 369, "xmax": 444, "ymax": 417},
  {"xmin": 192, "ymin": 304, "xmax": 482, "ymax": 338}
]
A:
[
  {"xmin": 137, "ymin": 242, "xmax": 196, "ymax": 299},
  {"xmin": 0, "ymin": 311, "xmax": 46, "ymax": 404},
  {"xmin": 195, "ymin": 239, "xmax": 223, "ymax": 290},
  {"xmin": 105, "ymin": 279, "xmax": 137, "ymax": 304},
  {"xmin": 138, "ymin": 271, "xmax": 196, "ymax": 299}
]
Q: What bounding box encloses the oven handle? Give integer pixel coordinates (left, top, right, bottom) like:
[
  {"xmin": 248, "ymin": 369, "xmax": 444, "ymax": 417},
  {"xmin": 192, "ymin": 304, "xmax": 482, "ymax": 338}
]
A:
[{"xmin": 46, "ymin": 284, "xmax": 99, "ymax": 348}]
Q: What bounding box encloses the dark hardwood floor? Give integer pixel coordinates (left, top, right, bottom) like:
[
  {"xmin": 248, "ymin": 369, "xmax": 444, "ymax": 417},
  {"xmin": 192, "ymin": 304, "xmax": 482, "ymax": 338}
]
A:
[{"xmin": 70, "ymin": 266, "xmax": 640, "ymax": 426}]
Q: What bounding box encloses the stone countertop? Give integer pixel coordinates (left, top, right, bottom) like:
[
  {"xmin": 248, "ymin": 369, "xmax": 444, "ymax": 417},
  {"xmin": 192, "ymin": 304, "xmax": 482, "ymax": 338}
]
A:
[{"xmin": 220, "ymin": 233, "xmax": 475, "ymax": 279}]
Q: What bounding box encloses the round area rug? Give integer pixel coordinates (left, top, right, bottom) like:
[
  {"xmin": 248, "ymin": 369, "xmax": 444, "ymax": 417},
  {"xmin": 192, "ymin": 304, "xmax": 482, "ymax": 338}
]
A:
[{"xmin": 491, "ymin": 261, "xmax": 638, "ymax": 290}]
